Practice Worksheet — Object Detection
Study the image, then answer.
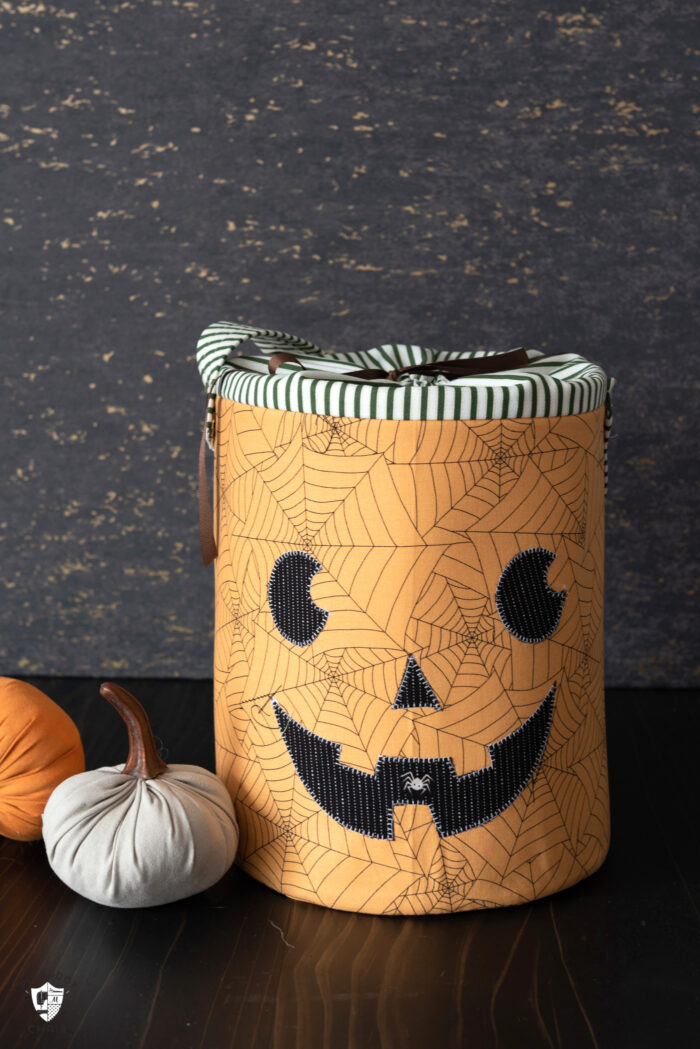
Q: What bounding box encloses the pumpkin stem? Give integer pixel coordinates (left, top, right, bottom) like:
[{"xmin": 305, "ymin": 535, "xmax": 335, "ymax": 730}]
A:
[{"xmin": 99, "ymin": 683, "xmax": 169, "ymax": 780}]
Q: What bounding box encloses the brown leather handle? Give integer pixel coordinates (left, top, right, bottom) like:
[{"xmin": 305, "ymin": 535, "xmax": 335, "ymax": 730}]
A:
[
  {"xmin": 268, "ymin": 346, "xmax": 531, "ymax": 381},
  {"xmin": 199, "ymin": 423, "xmax": 217, "ymax": 567},
  {"xmin": 268, "ymin": 351, "xmax": 304, "ymax": 374},
  {"xmin": 347, "ymin": 347, "xmax": 530, "ymax": 380}
]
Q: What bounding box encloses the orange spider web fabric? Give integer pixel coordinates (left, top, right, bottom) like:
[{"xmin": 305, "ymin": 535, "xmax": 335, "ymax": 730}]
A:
[{"xmin": 212, "ymin": 400, "xmax": 610, "ymax": 916}]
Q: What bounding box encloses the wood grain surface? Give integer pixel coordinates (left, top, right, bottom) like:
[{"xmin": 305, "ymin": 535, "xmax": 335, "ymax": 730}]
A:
[{"xmin": 1, "ymin": 679, "xmax": 698, "ymax": 1048}]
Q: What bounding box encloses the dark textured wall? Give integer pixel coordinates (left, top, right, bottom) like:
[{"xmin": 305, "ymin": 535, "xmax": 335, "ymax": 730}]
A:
[{"xmin": 1, "ymin": 1, "xmax": 697, "ymax": 685}]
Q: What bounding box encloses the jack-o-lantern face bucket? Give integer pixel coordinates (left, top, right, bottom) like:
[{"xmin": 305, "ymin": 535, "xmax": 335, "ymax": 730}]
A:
[{"xmin": 198, "ymin": 324, "xmax": 613, "ymax": 916}]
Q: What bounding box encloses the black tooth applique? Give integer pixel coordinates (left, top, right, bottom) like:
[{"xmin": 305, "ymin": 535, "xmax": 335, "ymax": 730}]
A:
[
  {"xmin": 496, "ymin": 548, "xmax": 567, "ymax": 644},
  {"xmin": 268, "ymin": 550, "xmax": 329, "ymax": 647},
  {"xmin": 392, "ymin": 655, "xmax": 442, "ymax": 709}
]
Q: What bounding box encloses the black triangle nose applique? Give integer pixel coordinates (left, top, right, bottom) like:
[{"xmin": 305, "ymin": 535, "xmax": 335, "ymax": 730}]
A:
[{"xmin": 392, "ymin": 655, "xmax": 442, "ymax": 709}]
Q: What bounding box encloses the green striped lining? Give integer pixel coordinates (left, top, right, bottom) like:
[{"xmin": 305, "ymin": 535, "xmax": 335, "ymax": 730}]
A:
[{"xmin": 196, "ymin": 320, "xmax": 614, "ymax": 424}]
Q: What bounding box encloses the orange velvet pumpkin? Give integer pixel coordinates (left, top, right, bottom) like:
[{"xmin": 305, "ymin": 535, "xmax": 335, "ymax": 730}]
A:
[{"xmin": 0, "ymin": 677, "xmax": 85, "ymax": 841}]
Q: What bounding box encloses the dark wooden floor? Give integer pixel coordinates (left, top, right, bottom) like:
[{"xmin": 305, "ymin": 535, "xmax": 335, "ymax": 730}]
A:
[{"xmin": 1, "ymin": 680, "xmax": 698, "ymax": 1049}]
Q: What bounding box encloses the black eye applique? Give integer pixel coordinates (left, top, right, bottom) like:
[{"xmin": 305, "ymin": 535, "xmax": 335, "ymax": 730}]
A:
[
  {"xmin": 269, "ymin": 550, "xmax": 329, "ymax": 646},
  {"xmin": 496, "ymin": 548, "xmax": 567, "ymax": 644}
]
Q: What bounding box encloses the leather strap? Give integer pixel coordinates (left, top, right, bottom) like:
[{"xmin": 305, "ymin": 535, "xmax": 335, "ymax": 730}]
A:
[
  {"xmin": 268, "ymin": 346, "xmax": 530, "ymax": 381},
  {"xmin": 267, "ymin": 351, "xmax": 305, "ymax": 373},
  {"xmin": 199, "ymin": 423, "xmax": 217, "ymax": 567}
]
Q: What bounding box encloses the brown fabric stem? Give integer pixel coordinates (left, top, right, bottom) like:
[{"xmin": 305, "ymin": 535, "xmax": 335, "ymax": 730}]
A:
[{"xmin": 100, "ymin": 682, "xmax": 169, "ymax": 780}]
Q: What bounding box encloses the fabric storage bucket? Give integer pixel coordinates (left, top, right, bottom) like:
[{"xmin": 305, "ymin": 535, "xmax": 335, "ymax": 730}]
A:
[{"xmin": 195, "ymin": 321, "xmax": 615, "ymax": 917}]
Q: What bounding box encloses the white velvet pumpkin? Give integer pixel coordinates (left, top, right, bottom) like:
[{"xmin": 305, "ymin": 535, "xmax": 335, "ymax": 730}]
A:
[{"xmin": 41, "ymin": 684, "xmax": 238, "ymax": 908}]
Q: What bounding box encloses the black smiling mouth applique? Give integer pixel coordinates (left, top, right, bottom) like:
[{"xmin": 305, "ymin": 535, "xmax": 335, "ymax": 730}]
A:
[
  {"xmin": 271, "ymin": 683, "xmax": 555, "ymax": 840},
  {"xmin": 267, "ymin": 546, "xmax": 564, "ymax": 840}
]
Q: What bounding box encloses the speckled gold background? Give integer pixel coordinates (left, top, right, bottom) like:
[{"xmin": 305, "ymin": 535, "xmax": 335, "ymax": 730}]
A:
[{"xmin": 0, "ymin": 2, "xmax": 696, "ymax": 684}]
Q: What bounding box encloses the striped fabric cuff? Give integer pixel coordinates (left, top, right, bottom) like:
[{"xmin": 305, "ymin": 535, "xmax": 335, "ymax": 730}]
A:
[{"xmin": 196, "ymin": 320, "xmax": 613, "ymax": 424}]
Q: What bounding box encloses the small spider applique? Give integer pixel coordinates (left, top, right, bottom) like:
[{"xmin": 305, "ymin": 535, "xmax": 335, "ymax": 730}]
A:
[{"xmin": 402, "ymin": 771, "xmax": 433, "ymax": 795}]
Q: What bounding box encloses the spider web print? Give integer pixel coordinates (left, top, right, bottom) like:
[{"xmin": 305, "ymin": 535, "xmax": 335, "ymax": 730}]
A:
[{"xmin": 212, "ymin": 402, "xmax": 610, "ymax": 916}]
